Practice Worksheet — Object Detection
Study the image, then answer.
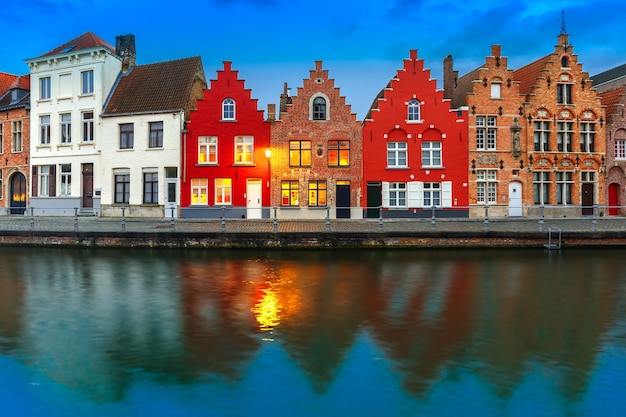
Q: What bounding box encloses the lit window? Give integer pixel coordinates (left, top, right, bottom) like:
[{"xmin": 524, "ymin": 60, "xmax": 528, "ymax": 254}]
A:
[
  {"xmin": 235, "ymin": 136, "xmax": 254, "ymax": 164},
  {"xmin": 328, "ymin": 140, "xmax": 349, "ymax": 166},
  {"xmin": 191, "ymin": 178, "xmax": 208, "ymax": 205},
  {"xmin": 199, "ymin": 136, "xmax": 217, "ymax": 164},
  {"xmin": 289, "ymin": 141, "xmax": 311, "ymax": 166},
  {"xmin": 281, "ymin": 180, "xmax": 299, "ymax": 206},
  {"xmin": 308, "ymin": 181, "xmax": 327, "ymax": 206},
  {"xmin": 215, "ymin": 178, "xmax": 232, "ymax": 205}
]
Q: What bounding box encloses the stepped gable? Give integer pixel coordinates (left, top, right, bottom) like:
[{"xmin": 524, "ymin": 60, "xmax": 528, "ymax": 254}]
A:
[
  {"xmin": 39, "ymin": 31, "xmax": 115, "ymax": 57},
  {"xmin": 103, "ymin": 56, "xmax": 205, "ymax": 116}
]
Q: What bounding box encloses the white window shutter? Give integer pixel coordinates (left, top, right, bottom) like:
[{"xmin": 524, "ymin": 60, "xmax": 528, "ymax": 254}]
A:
[
  {"xmin": 382, "ymin": 182, "xmax": 390, "ymax": 208},
  {"xmin": 408, "ymin": 181, "xmax": 422, "ymax": 208},
  {"xmin": 442, "ymin": 181, "xmax": 452, "ymax": 208}
]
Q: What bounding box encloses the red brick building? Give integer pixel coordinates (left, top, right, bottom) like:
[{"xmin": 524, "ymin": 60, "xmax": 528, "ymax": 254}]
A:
[
  {"xmin": 270, "ymin": 61, "xmax": 362, "ymax": 219},
  {"xmin": 182, "ymin": 61, "xmax": 271, "ymax": 218},
  {"xmin": 598, "ymin": 86, "xmax": 626, "ymax": 214},
  {"xmin": 363, "ymin": 50, "xmax": 468, "ymax": 219},
  {"xmin": 0, "ymin": 74, "xmax": 30, "ymax": 215}
]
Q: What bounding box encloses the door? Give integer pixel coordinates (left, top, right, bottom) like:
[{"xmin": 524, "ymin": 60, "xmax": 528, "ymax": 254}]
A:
[
  {"xmin": 608, "ymin": 183, "xmax": 619, "ymax": 215},
  {"xmin": 165, "ymin": 167, "xmax": 178, "ymax": 218},
  {"xmin": 508, "ymin": 181, "xmax": 523, "ymax": 217},
  {"xmin": 246, "ymin": 178, "xmax": 262, "ymax": 219},
  {"xmin": 82, "ymin": 163, "xmax": 93, "ymax": 208},
  {"xmin": 336, "ymin": 181, "xmax": 350, "ymax": 219},
  {"xmin": 10, "ymin": 172, "xmax": 27, "ymax": 215},
  {"xmin": 367, "ymin": 182, "xmax": 382, "ymax": 218},
  {"xmin": 582, "ymin": 182, "xmax": 594, "ymax": 215}
]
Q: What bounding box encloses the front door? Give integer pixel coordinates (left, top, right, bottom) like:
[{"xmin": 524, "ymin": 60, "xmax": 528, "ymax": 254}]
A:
[
  {"xmin": 582, "ymin": 182, "xmax": 594, "ymax": 215},
  {"xmin": 508, "ymin": 181, "xmax": 522, "ymax": 217},
  {"xmin": 608, "ymin": 183, "xmax": 619, "ymax": 215},
  {"xmin": 336, "ymin": 181, "xmax": 350, "ymax": 219},
  {"xmin": 367, "ymin": 182, "xmax": 382, "ymax": 218},
  {"xmin": 246, "ymin": 178, "xmax": 262, "ymax": 219},
  {"xmin": 81, "ymin": 163, "xmax": 93, "ymax": 208},
  {"xmin": 165, "ymin": 167, "xmax": 178, "ymax": 218},
  {"xmin": 10, "ymin": 172, "xmax": 27, "ymax": 215}
]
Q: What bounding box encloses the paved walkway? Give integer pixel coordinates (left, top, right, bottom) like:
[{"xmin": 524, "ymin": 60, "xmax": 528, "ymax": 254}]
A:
[{"xmin": 1, "ymin": 215, "xmax": 625, "ymax": 234}]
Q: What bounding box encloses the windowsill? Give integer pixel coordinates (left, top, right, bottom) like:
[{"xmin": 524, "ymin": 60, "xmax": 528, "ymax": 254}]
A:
[
  {"xmin": 233, "ymin": 163, "xmax": 256, "ymax": 167},
  {"xmin": 118, "ymin": 148, "xmax": 134, "ymax": 151},
  {"xmin": 140, "ymin": 204, "xmax": 160, "ymax": 207},
  {"xmin": 406, "ymin": 120, "xmax": 423, "ymax": 124},
  {"xmin": 190, "ymin": 203, "xmax": 209, "ymax": 206},
  {"xmin": 220, "ymin": 119, "xmax": 237, "ymax": 122},
  {"xmin": 280, "ymin": 206, "xmax": 301, "ymax": 209},
  {"xmin": 79, "ymin": 93, "xmax": 95, "ymax": 98},
  {"xmin": 36, "ymin": 144, "xmax": 51, "ymax": 149},
  {"xmin": 197, "ymin": 163, "xmax": 219, "ymax": 166},
  {"xmin": 421, "ymin": 166, "xmax": 445, "ymax": 169},
  {"xmin": 328, "ymin": 165, "xmax": 351, "ymax": 168},
  {"xmin": 37, "ymin": 99, "xmax": 51, "ymax": 103},
  {"xmin": 386, "ymin": 166, "xmax": 410, "ymax": 170},
  {"xmin": 79, "ymin": 141, "xmax": 95, "ymax": 147},
  {"xmin": 57, "ymin": 96, "xmax": 73, "ymax": 102},
  {"xmin": 147, "ymin": 147, "xmax": 164, "ymax": 150}
]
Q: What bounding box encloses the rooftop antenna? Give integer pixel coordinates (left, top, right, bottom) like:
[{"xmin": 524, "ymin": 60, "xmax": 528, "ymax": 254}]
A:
[{"xmin": 560, "ymin": 9, "xmax": 568, "ymax": 34}]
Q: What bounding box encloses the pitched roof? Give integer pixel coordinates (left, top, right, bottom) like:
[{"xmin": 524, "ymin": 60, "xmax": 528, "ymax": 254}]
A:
[
  {"xmin": 0, "ymin": 72, "xmax": 18, "ymax": 95},
  {"xmin": 513, "ymin": 54, "xmax": 551, "ymax": 96},
  {"xmin": 452, "ymin": 67, "xmax": 481, "ymax": 108},
  {"xmin": 39, "ymin": 32, "xmax": 115, "ymax": 57},
  {"xmin": 591, "ymin": 63, "xmax": 626, "ymax": 87},
  {"xmin": 103, "ymin": 56, "xmax": 204, "ymax": 116}
]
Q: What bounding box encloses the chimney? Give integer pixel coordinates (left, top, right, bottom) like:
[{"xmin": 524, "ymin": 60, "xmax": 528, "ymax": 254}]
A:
[
  {"xmin": 116, "ymin": 34, "xmax": 136, "ymax": 73},
  {"xmin": 279, "ymin": 82, "xmax": 292, "ymax": 113},
  {"xmin": 267, "ymin": 104, "xmax": 276, "ymax": 121},
  {"xmin": 443, "ymin": 55, "xmax": 456, "ymax": 100}
]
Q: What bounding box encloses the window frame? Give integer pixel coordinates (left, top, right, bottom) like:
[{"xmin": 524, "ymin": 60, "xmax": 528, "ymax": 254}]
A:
[
  {"xmin": 12, "ymin": 120, "xmax": 22, "ymax": 152},
  {"xmin": 490, "ymin": 83, "xmax": 501, "ymax": 99},
  {"xmin": 198, "ymin": 136, "xmax": 217, "ymax": 164},
  {"xmin": 60, "ymin": 113, "xmax": 72, "ymax": 144},
  {"xmin": 81, "ymin": 70, "xmax": 94, "ymax": 95},
  {"xmin": 149, "ymin": 121, "xmax": 163, "ymax": 148},
  {"xmin": 308, "ymin": 180, "xmax": 327, "ymax": 207},
  {"xmin": 389, "ymin": 182, "xmax": 407, "ymax": 208},
  {"xmin": 82, "ymin": 111, "xmax": 94, "ymax": 142},
  {"xmin": 289, "ymin": 140, "xmax": 312, "ymax": 167},
  {"xmin": 580, "ymin": 122, "xmax": 595, "ymax": 152},
  {"xmin": 222, "ymin": 98, "xmax": 235, "ymax": 120},
  {"xmin": 60, "ymin": 164, "xmax": 71, "ymax": 196},
  {"xmin": 533, "ymin": 171, "xmax": 551, "ymax": 205},
  {"xmin": 556, "ymin": 171, "xmax": 573, "ymax": 205},
  {"xmin": 234, "ymin": 136, "xmax": 254, "ymax": 164},
  {"xmin": 114, "ymin": 171, "xmax": 131, "ymax": 204},
  {"xmin": 191, "ymin": 178, "xmax": 208, "ymax": 205},
  {"xmin": 615, "ymin": 139, "xmax": 626, "ymax": 159},
  {"xmin": 407, "ymin": 99, "xmax": 420, "ymax": 122},
  {"xmin": 557, "ymin": 121, "xmax": 573, "ymax": 152},
  {"xmin": 533, "ymin": 120, "xmax": 551, "ymax": 152},
  {"xmin": 387, "ymin": 141, "xmax": 408, "ymax": 168},
  {"xmin": 40, "ymin": 77, "xmax": 51, "ymax": 100},
  {"xmin": 281, "ymin": 180, "xmax": 299, "ymax": 206},
  {"xmin": 40, "ymin": 115, "xmax": 51, "ymax": 145},
  {"xmin": 143, "ymin": 171, "xmax": 159, "ymax": 204},
  {"xmin": 421, "ymin": 141, "xmax": 442, "ymax": 167},
  {"xmin": 328, "ymin": 140, "xmax": 350, "ymax": 167},
  {"xmin": 119, "ymin": 123, "xmax": 134, "ymax": 149},
  {"xmin": 557, "ymin": 83, "xmax": 573, "ymax": 104},
  {"xmin": 476, "ymin": 170, "xmax": 497, "ymax": 204},
  {"xmin": 215, "ymin": 178, "xmax": 232, "ymax": 205},
  {"xmin": 312, "ymin": 96, "xmax": 327, "ymax": 120}
]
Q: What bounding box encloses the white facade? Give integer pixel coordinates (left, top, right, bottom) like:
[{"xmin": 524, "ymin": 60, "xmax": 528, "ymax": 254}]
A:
[
  {"xmin": 99, "ymin": 112, "xmax": 183, "ymax": 218},
  {"xmin": 25, "ymin": 46, "xmax": 122, "ymax": 215}
]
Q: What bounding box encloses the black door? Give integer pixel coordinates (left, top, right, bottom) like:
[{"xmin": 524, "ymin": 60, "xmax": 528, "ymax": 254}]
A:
[
  {"xmin": 10, "ymin": 173, "xmax": 27, "ymax": 215},
  {"xmin": 336, "ymin": 183, "xmax": 350, "ymax": 219},
  {"xmin": 366, "ymin": 182, "xmax": 382, "ymax": 218},
  {"xmin": 582, "ymin": 183, "xmax": 594, "ymax": 215}
]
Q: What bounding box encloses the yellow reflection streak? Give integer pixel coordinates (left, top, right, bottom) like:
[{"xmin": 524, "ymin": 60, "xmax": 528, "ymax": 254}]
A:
[{"xmin": 251, "ymin": 286, "xmax": 282, "ymax": 332}]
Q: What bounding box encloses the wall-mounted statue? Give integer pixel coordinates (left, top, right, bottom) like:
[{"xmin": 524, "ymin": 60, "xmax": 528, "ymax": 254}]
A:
[{"xmin": 510, "ymin": 117, "xmax": 522, "ymax": 158}]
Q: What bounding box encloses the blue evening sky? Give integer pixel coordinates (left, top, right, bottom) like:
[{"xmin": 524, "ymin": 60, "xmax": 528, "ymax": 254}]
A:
[{"xmin": 2, "ymin": 0, "xmax": 624, "ymax": 120}]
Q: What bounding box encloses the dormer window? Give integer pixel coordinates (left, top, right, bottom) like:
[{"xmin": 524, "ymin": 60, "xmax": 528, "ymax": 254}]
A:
[
  {"xmin": 408, "ymin": 99, "xmax": 420, "ymax": 121},
  {"xmin": 222, "ymin": 98, "xmax": 235, "ymax": 120},
  {"xmin": 312, "ymin": 96, "xmax": 327, "ymax": 120},
  {"xmin": 10, "ymin": 89, "xmax": 18, "ymax": 103}
]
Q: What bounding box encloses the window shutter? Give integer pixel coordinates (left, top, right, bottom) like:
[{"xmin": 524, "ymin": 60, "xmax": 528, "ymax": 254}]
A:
[
  {"xmin": 382, "ymin": 182, "xmax": 390, "ymax": 208},
  {"xmin": 49, "ymin": 165, "xmax": 56, "ymax": 196},
  {"xmin": 442, "ymin": 181, "xmax": 452, "ymax": 208},
  {"xmin": 32, "ymin": 166, "xmax": 38, "ymax": 196},
  {"xmin": 407, "ymin": 181, "xmax": 422, "ymax": 208}
]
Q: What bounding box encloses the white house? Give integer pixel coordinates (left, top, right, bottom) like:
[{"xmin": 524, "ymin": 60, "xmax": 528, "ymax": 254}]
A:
[
  {"xmin": 100, "ymin": 56, "xmax": 206, "ymax": 217},
  {"xmin": 25, "ymin": 32, "xmax": 124, "ymax": 215}
]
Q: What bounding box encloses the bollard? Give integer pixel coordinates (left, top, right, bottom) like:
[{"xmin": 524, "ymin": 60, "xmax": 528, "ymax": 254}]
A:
[
  {"xmin": 592, "ymin": 205, "xmax": 597, "ymax": 232},
  {"xmin": 431, "ymin": 205, "xmax": 436, "ymax": 230},
  {"xmin": 378, "ymin": 206, "xmax": 383, "ymax": 232},
  {"xmin": 170, "ymin": 207, "xmax": 175, "ymax": 232},
  {"xmin": 30, "ymin": 207, "xmax": 34, "ymax": 231},
  {"xmin": 483, "ymin": 205, "xmax": 489, "ymax": 232},
  {"xmin": 326, "ymin": 206, "xmax": 331, "ymax": 232},
  {"xmin": 539, "ymin": 205, "xmax": 544, "ymax": 232},
  {"xmin": 121, "ymin": 207, "xmax": 126, "ymax": 232},
  {"xmin": 74, "ymin": 207, "xmax": 79, "ymax": 232},
  {"xmin": 273, "ymin": 206, "xmax": 278, "ymax": 233},
  {"xmin": 221, "ymin": 206, "xmax": 226, "ymax": 232}
]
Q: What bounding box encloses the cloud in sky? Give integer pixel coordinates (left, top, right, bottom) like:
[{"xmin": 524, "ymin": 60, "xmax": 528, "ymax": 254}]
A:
[{"xmin": 2, "ymin": 0, "xmax": 625, "ymax": 119}]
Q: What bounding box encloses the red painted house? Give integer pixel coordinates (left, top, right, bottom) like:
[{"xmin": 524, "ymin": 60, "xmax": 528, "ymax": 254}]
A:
[
  {"xmin": 182, "ymin": 61, "xmax": 271, "ymax": 218},
  {"xmin": 362, "ymin": 50, "xmax": 468, "ymax": 218}
]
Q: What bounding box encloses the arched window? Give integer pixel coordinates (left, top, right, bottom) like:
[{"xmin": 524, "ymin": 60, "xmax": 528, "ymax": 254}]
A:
[
  {"xmin": 561, "ymin": 56, "xmax": 569, "ymax": 68},
  {"xmin": 222, "ymin": 98, "xmax": 235, "ymax": 120},
  {"xmin": 408, "ymin": 99, "xmax": 420, "ymax": 121},
  {"xmin": 312, "ymin": 97, "xmax": 327, "ymax": 120}
]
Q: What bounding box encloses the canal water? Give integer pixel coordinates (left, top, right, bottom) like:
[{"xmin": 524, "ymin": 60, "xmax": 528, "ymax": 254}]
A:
[{"xmin": 0, "ymin": 246, "xmax": 625, "ymax": 417}]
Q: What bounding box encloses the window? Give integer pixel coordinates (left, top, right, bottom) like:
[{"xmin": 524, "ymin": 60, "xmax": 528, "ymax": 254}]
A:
[
  {"xmin": 328, "ymin": 140, "xmax": 350, "ymax": 166},
  {"xmin": 533, "ymin": 171, "xmax": 550, "ymax": 205},
  {"xmin": 387, "ymin": 142, "xmax": 407, "ymax": 168},
  {"xmin": 60, "ymin": 164, "xmax": 71, "ymax": 196},
  {"xmin": 289, "ymin": 140, "xmax": 311, "ymax": 166},
  {"xmin": 215, "ymin": 178, "xmax": 232, "ymax": 205},
  {"xmin": 308, "ymin": 180, "xmax": 327, "ymax": 206},
  {"xmin": 149, "ymin": 122, "xmax": 163, "ymax": 148},
  {"xmin": 477, "ymin": 170, "xmax": 497, "ymax": 204},
  {"xmin": 199, "ymin": 136, "xmax": 217, "ymax": 164},
  {"xmin": 119, "ymin": 123, "xmax": 134, "ymax": 149},
  {"xmin": 491, "ymin": 83, "xmax": 501, "ymax": 99},
  {"xmin": 39, "ymin": 166, "xmax": 50, "ymax": 196},
  {"xmin": 582, "ymin": 171, "xmax": 596, "ymax": 182},
  {"xmin": 40, "ymin": 77, "xmax": 51, "ymax": 100},
  {"xmin": 235, "ymin": 136, "xmax": 254, "ymax": 164},
  {"xmin": 281, "ymin": 180, "xmax": 299, "ymax": 206},
  {"xmin": 12, "ymin": 121, "xmax": 22, "ymax": 152},
  {"xmin": 0, "ymin": 124, "xmax": 3, "ymax": 153},
  {"xmin": 615, "ymin": 139, "xmax": 626, "ymax": 159},
  {"xmin": 222, "ymin": 98, "xmax": 235, "ymax": 120},
  {"xmin": 423, "ymin": 183, "xmax": 442, "ymax": 207},
  {"xmin": 60, "ymin": 113, "xmax": 71, "ymax": 144},
  {"xmin": 389, "ymin": 182, "xmax": 407, "ymax": 208},
  {"xmin": 534, "ymin": 120, "xmax": 550, "ymax": 152},
  {"xmin": 191, "ymin": 178, "xmax": 208, "ymax": 205},
  {"xmin": 142, "ymin": 171, "xmax": 159, "ymax": 204},
  {"xmin": 580, "ymin": 122, "xmax": 595, "ymax": 152},
  {"xmin": 556, "ymin": 171, "xmax": 573, "ymax": 205},
  {"xmin": 0, "ymin": 171, "xmax": 2, "ymax": 199},
  {"xmin": 557, "ymin": 121, "xmax": 573, "ymax": 152},
  {"xmin": 40, "ymin": 115, "xmax": 51, "ymax": 145},
  {"xmin": 82, "ymin": 111, "xmax": 94, "ymax": 142},
  {"xmin": 115, "ymin": 172, "xmax": 130, "ymax": 204},
  {"xmin": 312, "ymin": 97, "xmax": 327, "ymax": 120},
  {"xmin": 421, "ymin": 141, "xmax": 442, "ymax": 167},
  {"xmin": 476, "ymin": 116, "xmax": 497, "ymax": 150},
  {"xmin": 408, "ymin": 99, "xmax": 420, "ymax": 121},
  {"xmin": 557, "ymin": 83, "xmax": 573, "ymax": 104},
  {"xmin": 81, "ymin": 70, "xmax": 94, "ymax": 95},
  {"xmin": 561, "ymin": 56, "xmax": 569, "ymax": 68}
]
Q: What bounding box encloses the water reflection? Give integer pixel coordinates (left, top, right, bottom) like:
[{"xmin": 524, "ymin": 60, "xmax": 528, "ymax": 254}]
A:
[{"xmin": 0, "ymin": 247, "xmax": 625, "ymax": 414}]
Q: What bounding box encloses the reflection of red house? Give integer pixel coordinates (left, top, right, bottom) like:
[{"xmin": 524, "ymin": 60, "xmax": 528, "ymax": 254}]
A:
[
  {"xmin": 362, "ymin": 50, "xmax": 468, "ymax": 218},
  {"xmin": 182, "ymin": 61, "xmax": 271, "ymax": 218}
]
